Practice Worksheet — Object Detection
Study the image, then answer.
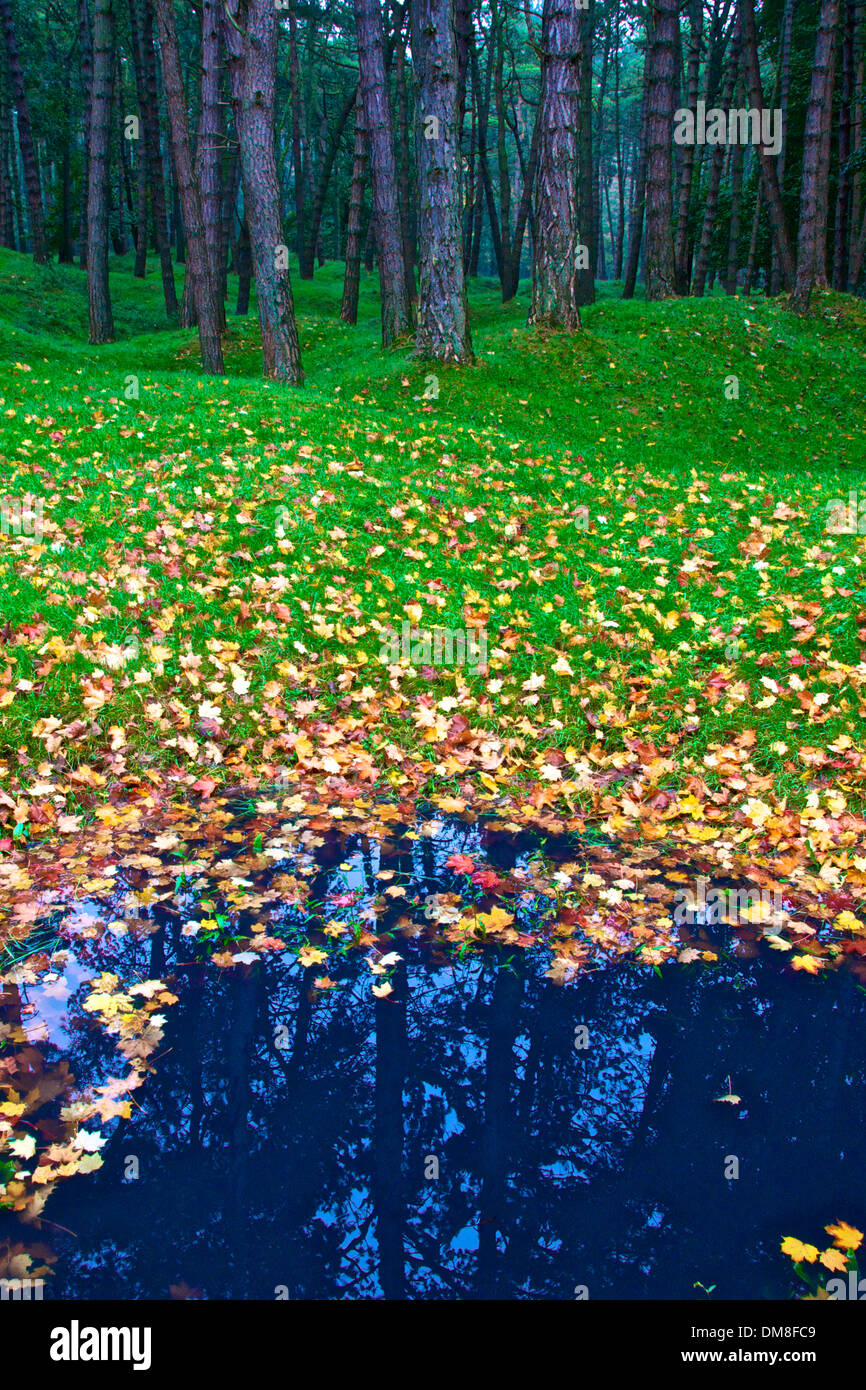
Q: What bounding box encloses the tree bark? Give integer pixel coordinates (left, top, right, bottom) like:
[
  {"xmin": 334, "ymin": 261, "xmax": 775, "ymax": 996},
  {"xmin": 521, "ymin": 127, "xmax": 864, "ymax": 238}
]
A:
[
  {"xmin": 790, "ymin": 0, "xmax": 840, "ymax": 312},
  {"xmin": 674, "ymin": 0, "xmax": 702, "ymax": 293},
  {"xmin": 155, "ymin": 0, "xmax": 224, "ymax": 371},
  {"xmin": 740, "ymin": 0, "xmax": 795, "ymax": 289},
  {"xmin": 78, "ymin": 0, "xmax": 94, "ymax": 267},
  {"xmin": 643, "ymin": 0, "xmax": 678, "ymax": 300},
  {"xmin": 623, "ymin": 47, "xmax": 649, "ymax": 299},
  {"xmin": 832, "ymin": 0, "xmax": 855, "ymax": 289},
  {"xmin": 129, "ymin": 0, "xmax": 177, "ymax": 314},
  {"xmin": 411, "ymin": 0, "xmax": 473, "ymax": 360},
  {"xmin": 529, "ymin": 0, "xmax": 581, "ymax": 328},
  {"xmin": 0, "ymin": 0, "xmax": 47, "ymax": 262},
  {"xmin": 87, "ymin": 0, "xmax": 115, "ymax": 341},
  {"xmin": 354, "ymin": 0, "xmax": 412, "ymax": 343},
  {"xmin": 341, "ymin": 108, "xmax": 368, "ymax": 324},
  {"xmin": 224, "ymin": 0, "xmax": 303, "ymax": 382}
]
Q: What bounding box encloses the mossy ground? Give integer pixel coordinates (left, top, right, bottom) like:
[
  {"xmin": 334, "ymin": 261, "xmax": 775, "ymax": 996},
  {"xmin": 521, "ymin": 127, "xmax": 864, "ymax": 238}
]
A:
[{"xmin": 0, "ymin": 247, "xmax": 865, "ymax": 855}]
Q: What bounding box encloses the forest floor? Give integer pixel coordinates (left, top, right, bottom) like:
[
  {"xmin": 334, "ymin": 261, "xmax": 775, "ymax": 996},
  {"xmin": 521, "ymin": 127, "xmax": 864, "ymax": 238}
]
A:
[
  {"xmin": 1, "ymin": 247, "xmax": 866, "ymax": 958},
  {"xmin": 2, "ymin": 253, "xmax": 866, "ymax": 1287}
]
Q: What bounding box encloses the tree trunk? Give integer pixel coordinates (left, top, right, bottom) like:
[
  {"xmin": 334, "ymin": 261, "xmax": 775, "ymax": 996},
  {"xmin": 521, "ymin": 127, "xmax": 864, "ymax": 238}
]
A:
[
  {"xmin": 341, "ymin": 109, "xmax": 368, "ymax": 324},
  {"xmin": 354, "ymin": 0, "xmax": 412, "ymax": 343},
  {"xmin": 289, "ymin": 3, "xmax": 309, "ymax": 277},
  {"xmin": 576, "ymin": 0, "xmax": 595, "ymax": 305},
  {"xmin": 770, "ymin": 0, "xmax": 793, "ymax": 294},
  {"xmin": 692, "ymin": 16, "xmax": 740, "ymax": 297},
  {"xmin": 623, "ymin": 50, "xmax": 649, "ymax": 299},
  {"xmin": 154, "ymin": 0, "xmax": 223, "ymax": 371},
  {"xmin": 740, "ymin": 0, "xmax": 795, "ymax": 289},
  {"xmin": 236, "ymin": 217, "xmax": 252, "ymax": 313},
  {"xmin": 470, "ymin": 29, "xmax": 503, "ymax": 282},
  {"xmin": 790, "ymin": 0, "xmax": 840, "ymax": 312},
  {"xmin": 529, "ymin": 0, "xmax": 581, "ymax": 328},
  {"xmin": 674, "ymin": 0, "xmax": 702, "ymax": 293},
  {"xmin": 0, "ymin": 96, "xmax": 15, "ymax": 248},
  {"xmin": 411, "ymin": 0, "xmax": 473, "ymax": 360},
  {"xmin": 78, "ymin": 0, "xmax": 93, "ymax": 267},
  {"xmin": 198, "ymin": 0, "xmax": 225, "ymax": 328},
  {"xmin": 224, "ymin": 0, "xmax": 303, "ymax": 382},
  {"xmin": 396, "ymin": 36, "xmax": 417, "ymax": 304},
  {"xmin": 832, "ymin": 0, "xmax": 855, "ymax": 289},
  {"xmin": 133, "ymin": 135, "xmax": 148, "ymax": 275},
  {"xmin": 87, "ymin": 0, "xmax": 115, "ymax": 341},
  {"xmin": 643, "ymin": 0, "xmax": 678, "ymax": 300},
  {"xmin": 0, "ymin": 0, "xmax": 47, "ymax": 262},
  {"xmin": 129, "ymin": 0, "xmax": 177, "ymax": 314}
]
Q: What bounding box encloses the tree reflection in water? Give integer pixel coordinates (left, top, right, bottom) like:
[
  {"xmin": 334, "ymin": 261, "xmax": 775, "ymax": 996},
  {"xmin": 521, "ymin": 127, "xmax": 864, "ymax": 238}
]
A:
[{"xmin": 3, "ymin": 819, "xmax": 865, "ymax": 1301}]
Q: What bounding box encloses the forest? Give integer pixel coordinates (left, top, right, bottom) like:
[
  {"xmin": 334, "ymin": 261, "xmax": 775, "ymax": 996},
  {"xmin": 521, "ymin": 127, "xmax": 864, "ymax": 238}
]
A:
[{"xmin": 0, "ymin": 0, "xmax": 865, "ymax": 1342}]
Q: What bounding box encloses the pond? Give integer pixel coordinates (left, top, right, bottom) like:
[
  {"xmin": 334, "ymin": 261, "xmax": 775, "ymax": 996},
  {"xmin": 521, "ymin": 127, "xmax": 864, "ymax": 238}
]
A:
[{"xmin": 1, "ymin": 805, "xmax": 864, "ymax": 1300}]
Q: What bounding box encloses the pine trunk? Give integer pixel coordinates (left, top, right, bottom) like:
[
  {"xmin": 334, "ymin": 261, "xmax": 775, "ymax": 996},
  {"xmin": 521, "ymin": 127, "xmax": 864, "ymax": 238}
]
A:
[
  {"xmin": 529, "ymin": 0, "xmax": 581, "ymax": 329},
  {"xmin": 154, "ymin": 0, "xmax": 224, "ymax": 372},
  {"xmin": 412, "ymin": 0, "xmax": 473, "ymax": 361},
  {"xmin": 224, "ymin": 0, "xmax": 303, "ymax": 382},
  {"xmin": 354, "ymin": 0, "xmax": 412, "ymax": 344},
  {"xmin": 643, "ymin": 0, "xmax": 678, "ymax": 300},
  {"xmin": 87, "ymin": 0, "xmax": 115, "ymax": 341},
  {"xmin": 341, "ymin": 110, "xmax": 368, "ymax": 324},
  {"xmin": 790, "ymin": 0, "xmax": 840, "ymax": 312},
  {"xmin": 0, "ymin": 0, "xmax": 47, "ymax": 262}
]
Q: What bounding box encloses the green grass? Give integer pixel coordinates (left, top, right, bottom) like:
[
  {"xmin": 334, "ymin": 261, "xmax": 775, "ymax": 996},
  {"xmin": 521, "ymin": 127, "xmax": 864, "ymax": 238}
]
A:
[{"xmin": 1, "ymin": 246, "xmax": 865, "ymax": 842}]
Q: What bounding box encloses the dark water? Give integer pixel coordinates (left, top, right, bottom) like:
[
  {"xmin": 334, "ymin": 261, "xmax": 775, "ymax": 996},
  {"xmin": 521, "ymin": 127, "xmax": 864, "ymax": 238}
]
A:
[{"xmin": 2, "ymin": 814, "xmax": 865, "ymax": 1301}]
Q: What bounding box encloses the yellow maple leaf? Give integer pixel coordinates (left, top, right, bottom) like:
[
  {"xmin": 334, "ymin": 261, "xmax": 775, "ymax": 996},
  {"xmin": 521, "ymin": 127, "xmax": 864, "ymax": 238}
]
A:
[
  {"xmin": 825, "ymin": 1220, "xmax": 864, "ymax": 1252},
  {"xmin": 819, "ymin": 1248, "xmax": 848, "ymax": 1273},
  {"xmin": 790, "ymin": 955, "xmax": 822, "ymax": 974},
  {"xmin": 781, "ymin": 1237, "xmax": 819, "ymax": 1264}
]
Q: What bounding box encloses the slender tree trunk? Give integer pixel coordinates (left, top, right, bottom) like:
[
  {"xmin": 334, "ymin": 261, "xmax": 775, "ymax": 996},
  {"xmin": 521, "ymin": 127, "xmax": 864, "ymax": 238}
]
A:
[
  {"xmin": 693, "ymin": 17, "xmax": 741, "ymax": 296},
  {"xmin": 87, "ymin": 0, "xmax": 115, "ymax": 341},
  {"xmin": 235, "ymin": 217, "xmax": 251, "ymax": 312},
  {"xmin": 725, "ymin": 103, "xmax": 745, "ymax": 293},
  {"xmin": 341, "ymin": 109, "xmax": 368, "ymax": 323},
  {"xmin": 133, "ymin": 135, "xmax": 148, "ymax": 275},
  {"xmin": 623, "ymin": 52, "xmax": 649, "ymax": 298},
  {"xmin": 154, "ymin": 0, "xmax": 223, "ymax": 371},
  {"xmin": 470, "ymin": 30, "xmax": 503, "ymax": 281},
  {"xmin": 0, "ymin": 97, "xmax": 15, "ymax": 248},
  {"xmin": 302, "ymin": 86, "xmax": 357, "ymax": 282},
  {"xmin": 613, "ymin": 6, "xmax": 625, "ymax": 280},
  {"xmin": 740, "ymin": 0, "xmax": 795, "ymax": 289},
  {"xmin": 743, "ymin": 176, "xmax": 762, "ymax": 291},
  {"xmin": 674, "ymin": 0, "xmax": 702, "ymax": 292},
  {"xmin": 354, "ymin": 0, "xmax": 412, "ymax": 343},
  {"xmin": 790, "ymin": 0, "xmax": 840, "ymax": 311},
  {"xmin": 224, "ymin": 0, "xmax": 303, "ymax": 382},
  {"xmin": 78, "ymin": 0, "xmax": 93, "ymax": 267},
  {"xmin": 529, "ymin": 0, "xmax": 581, "ymax": 328},
  {"xmin": 59, "ymin": 121, "xmax": 74, "ymax": 263},
  {"xmin": 576, "ymin": 0, "xmax": 595, "ymax": 305},
  {"xmin": 130, "ymin": 0, "xmax": 177, "ymax": 313},
  {"xmin": 411, "ymin": 0, "xmax": 473, "ymax": 360},
  {"xmin": 289, "ymin": 3, "xmax": 309, "ymax": 277},
  {"xmin": 396, "ymin": 37, "xmax": 416, "ymax": 303},
  {"xmin": 198, "ymin": 0, "xmax": 225, "ymax": 328},
  {"xmin": 833, "ymin": 0, "xmax": 855, "ymax": 288},
  {"xmin": 643, "ymin": 0, "xmax": 678, "ymax": 300},
  {"xmin": 0, "ymin": 0, "xmax": 47, "ymax": 262},
  {"xmin": 770, "ymin": 0, "xmax": 793, "ymax": 294}
]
